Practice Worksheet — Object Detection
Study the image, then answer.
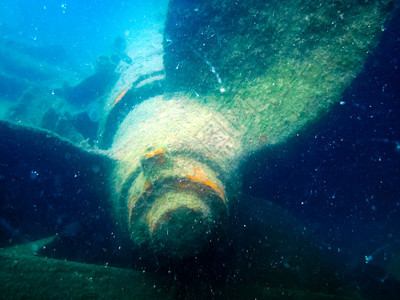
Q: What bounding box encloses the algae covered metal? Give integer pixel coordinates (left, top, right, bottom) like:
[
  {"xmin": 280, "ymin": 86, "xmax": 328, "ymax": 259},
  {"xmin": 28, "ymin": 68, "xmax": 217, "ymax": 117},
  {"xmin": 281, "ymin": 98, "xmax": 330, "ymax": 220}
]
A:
[{"xmin": 103, "ymin": 0, "xmax": 396, "ymax": 258}]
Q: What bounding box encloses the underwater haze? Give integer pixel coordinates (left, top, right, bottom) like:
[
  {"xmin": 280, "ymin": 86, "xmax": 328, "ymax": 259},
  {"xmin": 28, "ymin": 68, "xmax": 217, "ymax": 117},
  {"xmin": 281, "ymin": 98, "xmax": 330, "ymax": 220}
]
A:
[
  {"xmin": 0, "ymin": 0, "xmax": 167, "ymax": 71},
  {"xmin": 1, "ymin": 0, "xmax": 400, "ymax": 299}
]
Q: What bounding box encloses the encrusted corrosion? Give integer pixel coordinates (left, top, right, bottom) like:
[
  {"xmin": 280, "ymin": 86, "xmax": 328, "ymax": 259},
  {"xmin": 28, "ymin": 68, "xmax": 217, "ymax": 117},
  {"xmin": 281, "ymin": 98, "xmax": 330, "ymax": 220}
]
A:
[{"xmin": 125, "ymin": 148, "xmax": 228, "ymax": 258}]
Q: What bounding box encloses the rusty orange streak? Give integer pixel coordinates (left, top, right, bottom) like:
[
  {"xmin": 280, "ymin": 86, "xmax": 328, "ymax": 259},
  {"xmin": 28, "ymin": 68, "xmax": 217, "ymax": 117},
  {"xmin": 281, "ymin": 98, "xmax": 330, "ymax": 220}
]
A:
[
  {"xmin": 187, "ymin": 175, "xmax": 226, "ymax": 203},
  {"xmin": 146, "ymin": 149, "xmax": 165, "ymax": 158},
  {"xmin": 112, "ymin": 89, "xmax": 128, "ymax": 107}
]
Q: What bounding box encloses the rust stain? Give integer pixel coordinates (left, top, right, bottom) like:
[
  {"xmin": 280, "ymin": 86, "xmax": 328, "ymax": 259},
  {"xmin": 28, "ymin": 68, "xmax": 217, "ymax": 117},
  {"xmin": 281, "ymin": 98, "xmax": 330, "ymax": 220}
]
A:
[
  {"xmin": 193, "ymin": 167, "xmax": 206, "ymax": 180},
  {"xmin": 187, "ymin": 174, "xmax": 226, "ymax": 203},
  {"xmin": 176, "ymin": 181, "xmax": 189, "ymax": 189},
  {"xmin": 146, "ymin": 149, "xmax": 165, "ymax": 158},
  {"xmin": 112, "ymin": 89, "xmax": 128, "ymax": 107}
]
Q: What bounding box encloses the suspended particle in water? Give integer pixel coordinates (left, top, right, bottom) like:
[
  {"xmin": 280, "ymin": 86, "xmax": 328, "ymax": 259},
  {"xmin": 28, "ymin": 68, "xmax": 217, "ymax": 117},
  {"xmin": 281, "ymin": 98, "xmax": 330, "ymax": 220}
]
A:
[
  {"xmin": 30, "ymin": 170, "xmax": 39, "ymax": 180},
  {"xmin": 365, "ymin": 255, "xmax": 373, "ymax": 264}
]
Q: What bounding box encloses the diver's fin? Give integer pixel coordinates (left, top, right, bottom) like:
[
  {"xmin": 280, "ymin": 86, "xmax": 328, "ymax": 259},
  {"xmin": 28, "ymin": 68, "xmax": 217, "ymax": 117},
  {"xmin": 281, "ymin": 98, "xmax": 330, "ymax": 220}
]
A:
[{"xmin": 0, "ymin": 120, "xmax": 115, "ymax": 247}]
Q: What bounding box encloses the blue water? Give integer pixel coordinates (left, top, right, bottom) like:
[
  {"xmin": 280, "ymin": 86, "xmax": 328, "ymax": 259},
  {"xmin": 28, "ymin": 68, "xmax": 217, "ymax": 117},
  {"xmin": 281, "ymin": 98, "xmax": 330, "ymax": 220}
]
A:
[
  {"xmin": 0, "ymin": 0, "xmax": 166, "ymax": 72},
  {"xmin": 244, "ymin": 7, "xmax": 400, "ymax": 290}
]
